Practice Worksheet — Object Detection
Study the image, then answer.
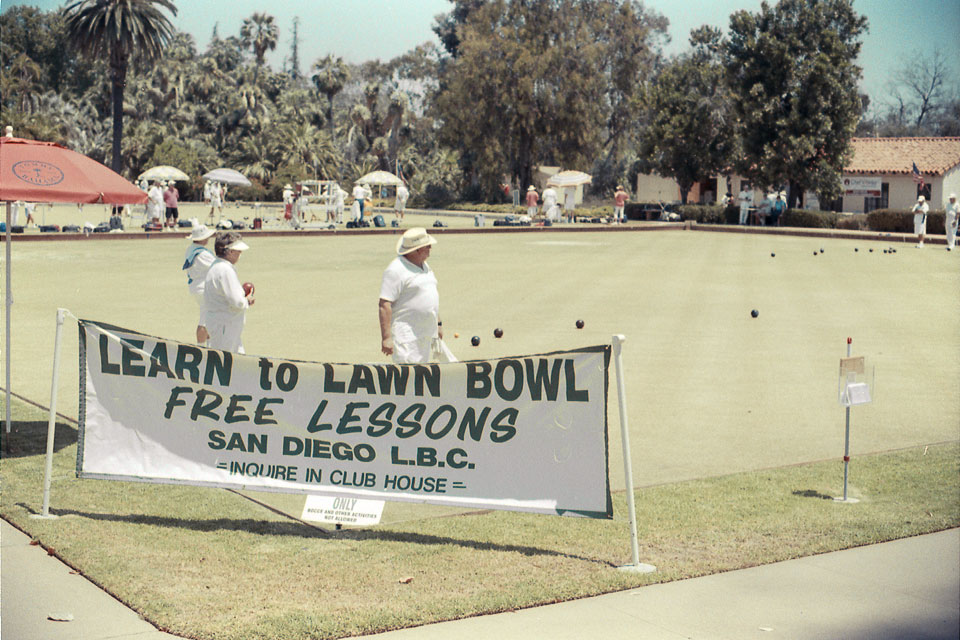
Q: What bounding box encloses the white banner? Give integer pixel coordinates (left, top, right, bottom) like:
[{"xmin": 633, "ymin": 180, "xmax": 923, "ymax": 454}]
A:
[
  {"xmin": 842, "ymin": 176, "xmax": 882, "ymax": 196},
  {"xmin": 77, "ymin": 320, "xmax": 612, "ymax": 518}
]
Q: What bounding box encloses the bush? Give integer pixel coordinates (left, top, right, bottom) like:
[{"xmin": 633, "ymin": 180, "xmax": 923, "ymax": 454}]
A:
[
  {"xmin": 836, "ymin": 213, "xmax": 868, "ymax": 231},
  {"xmin": 867, "ymin": 209, "xmax": 945, "ymax": 234},
  {"xmin": 676, "ymin": 204, "xmax": 737, "ymax": 224},
  {"xmin": 779, "ymin": 209, "xmax": 839, "ymax": 228}
]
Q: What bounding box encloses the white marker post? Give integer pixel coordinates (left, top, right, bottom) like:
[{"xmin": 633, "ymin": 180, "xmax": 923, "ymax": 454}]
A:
[
  {"xmin": 612, "ymin": 335, "xmax": 656, "ymax": 574},
  {"xmin": 32, "ymin": 307, "xmax": 67, "ymax": 520},
  {"xmin": 835, "ymin": 337, "xmax": 872, "ymax": 504}
]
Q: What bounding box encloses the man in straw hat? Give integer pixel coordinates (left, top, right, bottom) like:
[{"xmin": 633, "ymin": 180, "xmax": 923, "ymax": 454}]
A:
[
  {"xmin": 945, "ymin": 193, "xmax": 958, "ymax": 251},
  {"xmin": 184, "ymin": 223, "xmax": 217, "ymax": 344},
  {"xmin": 379, "ymin": 228, "xmax": 444, "ymax": 363},
  {"xmin": 203, "ymin": 232, "xmax": 254, "ymax": 353},
  {"xmin": 912, "ymin": 194, "xmax": 929, "ymax": 248}
]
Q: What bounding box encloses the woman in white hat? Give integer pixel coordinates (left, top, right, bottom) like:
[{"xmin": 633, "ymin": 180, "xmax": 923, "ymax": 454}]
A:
[
  {"xmin": 378, "ymin": 228, "xmax": 441, "ymax": 363},
  {"xmin": 945, "ymin": 193, "xmax": 958, "ymax": 251},
  {"xmin": 183, "ymin": 224, "xmax": 216, "ymax": 343},
  {"xmin": 912, "ymin": 194, "xmax": 929, "ymax": 248},
  {"xmin": 203, "ymin": 232, "xmax": 254, "ymax": 353}
]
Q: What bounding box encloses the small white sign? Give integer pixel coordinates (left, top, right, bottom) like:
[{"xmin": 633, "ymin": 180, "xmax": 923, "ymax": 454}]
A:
[
  {"xmin": 842, "ymin": 382, "xmax": 872, "ymax": 406},
  {"xmin": 301, "ymin": 495, "xmax": 385, "ymax": 526},
  {"xmin": 842, "ymin": 176, "xmax": 882, "ymax": 196}
]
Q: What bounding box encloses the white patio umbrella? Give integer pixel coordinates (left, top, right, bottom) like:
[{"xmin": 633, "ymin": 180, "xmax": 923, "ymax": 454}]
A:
[
  {"xmin": 202, "ymin": 167, "xmax": 252, "ymax": 186},
  {"xmin": 355, "ymin": 170, "xmax": 403, "ymax": 186},
  {"xmin": 138, "ymin": 165, "xmax": 189, "ymax": 182},
  {"xmin": 546, "ymin": 170, "xmax": 593, "ymax": 188}
]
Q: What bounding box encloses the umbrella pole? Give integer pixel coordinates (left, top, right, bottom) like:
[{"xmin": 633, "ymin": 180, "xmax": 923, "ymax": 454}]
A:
[{"xmin": 5, "ymin": 202, "xmax": 11, "ymax": 444}]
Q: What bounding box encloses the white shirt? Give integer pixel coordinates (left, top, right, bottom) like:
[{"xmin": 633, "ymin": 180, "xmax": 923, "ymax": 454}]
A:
[
  {"xmin": 204, "ymin": 258, "xmax": 248, "ymax": 325},
  {"xmin": 352, "ymin": 185, "xmax": 366, "ymax": 201},
  {"xmin": 335, "ymin": 187, "xmax": 346, "ymax": 206},
  {"xmin": 738, "ymin": 191, "xmax": 752, "ymax": 207},
  {"xmin": 283, "ymin": 188, "xmax": 294, "ymax": 204},
  {"xmin": 396, "ymin": 185, "xmax": 409, "ymax": 205},
  {"xmin": 912, "ymin": 201, "xmax": 929, "ymax": 216},
  {"xmin": 148, "ymin": 185, "xmax": 164, "ymax": 211},
  {"xmin": 380, "ymin": 256, "xmax": 439, "ymax": 344},
  {"xmin": 946, "ymin": 201, "xmax": 959, "ymax": 220},
  {"xmin": 542, "ymin": 188, "xmax": 557, "ymax": 208}
]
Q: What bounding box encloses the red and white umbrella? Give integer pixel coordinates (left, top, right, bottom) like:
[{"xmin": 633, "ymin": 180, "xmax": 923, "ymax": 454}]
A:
[{"xmin": 1, "ymin": 135, "xmax": 147, "ymax": 434}]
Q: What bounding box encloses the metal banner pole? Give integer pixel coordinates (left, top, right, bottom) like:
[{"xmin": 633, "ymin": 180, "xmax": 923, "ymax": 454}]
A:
[
  {"xmin": 5, "ymin": 201, "xmax": 12, "ymax": 438},
  {"xmin": 612, "ymin": 335, "xmax": 656, "ymax": 574},
  {"xmin": 843, "ymin": 339, "xmax": 851, "ymax": 500},
  {"xmin": 35, "ymin": 308, "xmax": 67, "ymax": 520}
]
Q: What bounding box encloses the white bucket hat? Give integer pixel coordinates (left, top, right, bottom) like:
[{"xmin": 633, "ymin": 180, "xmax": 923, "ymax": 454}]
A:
[
  {"xmin": 918, "ymin": 195, "xmax": 925, "ymax": 202},
  {"xmin": 396, "ymin": 227, "xmax": 436, "ymax": 256},
  {"xmin": 187, "ymin": 224, "xmax": 215, "ymax": 241},
  {"xmin": 950, "ymin": 193, "xmax": 956, "ymax": 200}
]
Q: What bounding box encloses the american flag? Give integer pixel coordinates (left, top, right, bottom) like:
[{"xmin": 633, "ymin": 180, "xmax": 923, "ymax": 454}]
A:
[{"xmin": 912, "ymin": 162, "xmax": 925, "ymax": 187}]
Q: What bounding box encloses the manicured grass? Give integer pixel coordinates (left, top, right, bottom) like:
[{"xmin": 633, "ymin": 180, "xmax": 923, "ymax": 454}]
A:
[
  {"xmin": 2, "ymin": 225, "xmax": 958, "ymax": 638},
  {"xmin": 6, "ymin": 227, "xmax": 958, "ymax": 489}
]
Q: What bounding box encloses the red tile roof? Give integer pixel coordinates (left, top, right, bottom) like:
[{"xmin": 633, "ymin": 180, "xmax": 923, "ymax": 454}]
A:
[{"xmin": 845, "ymin": 137, "xmax": 960, "ymax": 176}]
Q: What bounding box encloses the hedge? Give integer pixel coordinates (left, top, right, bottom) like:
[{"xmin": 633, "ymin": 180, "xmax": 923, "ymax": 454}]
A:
[{"xmin": 866, "ymin": 209, "xmax": 946, "ymax": 234}]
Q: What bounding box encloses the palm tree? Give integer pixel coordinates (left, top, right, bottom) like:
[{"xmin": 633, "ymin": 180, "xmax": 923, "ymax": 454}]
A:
[
  {"xmin": 64, "ymin": 0, "xmax": 177, "ymax": 174},
  {"xmin": 311, "ymin": 55, "xmax": 349, "ymax": 133},
  {"xmin": 240, "ymin": 12, "xmax": 278, "ymax": 73}
]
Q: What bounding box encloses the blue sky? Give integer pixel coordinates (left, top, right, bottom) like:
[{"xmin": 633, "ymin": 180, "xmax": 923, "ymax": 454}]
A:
[{"xmin": 5, "ymin": 0, "xmax": 959, "ymax": 106}]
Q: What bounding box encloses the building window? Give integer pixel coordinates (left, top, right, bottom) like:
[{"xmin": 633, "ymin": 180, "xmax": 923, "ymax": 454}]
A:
[
  {"xmin": 916, "ymin": 183, "xmax": 931, "ymax": 200},
  {"xmin": 864, "ymin": 183, "xmax": 889, "ymax": 213}
]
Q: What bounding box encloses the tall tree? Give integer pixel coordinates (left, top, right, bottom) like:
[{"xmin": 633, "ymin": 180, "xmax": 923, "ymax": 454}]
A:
[
  {"xmin": 311, "ymin": 54, "xmax": 349, "ymax": 133},
  {"xmin": 640, "ymin": 27, "xmax": 735, "ymax": 204},
  {"xmin": 286, "ymin": 16, "xmax": 302, "ymax": 80},
  {"xmin": 725, "ymin": 0, "xmax": 867, "ymax": 206},
  {"xmin": 64, "ymin": 0, "xmax": 177, "ymax": 173},
  {"xmin": 240, "ymin": 12, "xmax": 278, "ymax": 72},
  {"xmin": 434, "ymin": 0, "xmax": 666, "ymax": 198}
]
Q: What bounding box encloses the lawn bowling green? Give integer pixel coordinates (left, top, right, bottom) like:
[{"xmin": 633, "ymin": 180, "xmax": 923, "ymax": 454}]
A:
[{"xmin": 5, "ymin": 228, "xmax": 958, "ymax": 517}]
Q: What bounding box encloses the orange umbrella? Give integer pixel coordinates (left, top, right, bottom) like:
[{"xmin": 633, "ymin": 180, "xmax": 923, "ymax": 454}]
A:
[
  {"xmin": 2, "ymin": 135, "xmax": 147, "ymax": 437},
  {"xmin": 1, "ymin": 136, "xmax": 147, "ymax": 204}
]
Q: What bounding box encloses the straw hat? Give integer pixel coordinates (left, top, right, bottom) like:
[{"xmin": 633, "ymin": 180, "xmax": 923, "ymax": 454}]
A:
[
  {"xmin": 527, "ymin": 185, "xmax": 536, "ymax": 191},
  {"xmin": 396, "ymin": 227, "xmax": 436, "ymax": 256},
  {"xmin": 187, "ymin": 224, "xmax": 215, "ymax": 241}
]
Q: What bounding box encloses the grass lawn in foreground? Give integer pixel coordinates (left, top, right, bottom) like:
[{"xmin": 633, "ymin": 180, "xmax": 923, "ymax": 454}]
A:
[{"xmin": 2, "ymin": 397, "xmax": 957, "ymax": 640}]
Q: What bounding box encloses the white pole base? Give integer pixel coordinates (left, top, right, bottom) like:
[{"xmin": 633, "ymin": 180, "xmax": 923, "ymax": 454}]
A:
[
  {"xmin": 29, "ymin": 513, "xmax": 59, "ymax": 520},
  {"xmin": 832, "ymin": 497, "xmax": 860, "ymax": 504},
  {"xmin": 617, "ymin": 563, "xmax": 657, "ymax": 574}
]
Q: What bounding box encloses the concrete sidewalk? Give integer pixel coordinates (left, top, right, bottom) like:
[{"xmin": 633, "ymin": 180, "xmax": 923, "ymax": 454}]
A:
[{"xmin": 2, "ymin": 518, "xmax": 957, "ymax": 640}]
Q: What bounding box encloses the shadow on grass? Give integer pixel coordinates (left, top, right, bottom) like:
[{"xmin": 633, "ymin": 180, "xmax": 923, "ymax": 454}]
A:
[
  {"xmin": 25, "ymin": 504, "xmax": 613, "ymax": 566},
  {"xmin": 1, "ymin": 420, "xmax": 77, "ymax": 459},
  {"xmin": 792, "ymin": 489, "xmax": 835, "ymax": 500}
]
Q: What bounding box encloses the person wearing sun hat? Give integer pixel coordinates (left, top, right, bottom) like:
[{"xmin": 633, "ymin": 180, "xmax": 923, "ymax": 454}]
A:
[
  {"xmin": 203, "ymin": 231, "xmax": 254, "ymax": 353},
  {"xmin": 912, "ymin": 194, "xmax": 929, "ymax": 248},
  {"xmin": 378, "ymin": 228, "xmax": 443, "ymax": 363},
  {"xmin": 525, "ymin": 185, "xmax": 540, "ymax": 218},
  {"xmin": 183, "ymin": 223, "xmax": 217, "ymax": 343},
  {"xmin": 945, "ymin": 193, "xmax": 958, "ymax": 251}
]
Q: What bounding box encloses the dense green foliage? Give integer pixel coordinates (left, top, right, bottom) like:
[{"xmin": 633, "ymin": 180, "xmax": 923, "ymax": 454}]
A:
[
  {"xmin": 639, "ymin": 27, "xmax": 735, "ymax": 204},
  {"xmin": 0, "ymin": 0, "xmax": 881, "ymax": 207},
  {"xmin": 724, "ymin": 0, "xmax": 867, "ymax": 206}
]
